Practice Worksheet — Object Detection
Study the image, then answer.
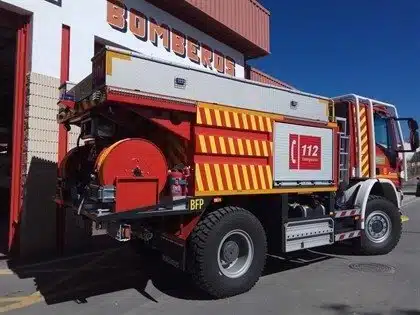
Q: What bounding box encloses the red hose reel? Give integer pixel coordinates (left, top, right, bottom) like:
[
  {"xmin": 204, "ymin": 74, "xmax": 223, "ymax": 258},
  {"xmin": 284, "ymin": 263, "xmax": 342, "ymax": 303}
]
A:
[
  {"xmin": 95, "ymin": 138, "xmax": 168, "ymax": 189},
  {"xmin": 95, "ymin": 138, "xmax": 169, "ymax": 212}
]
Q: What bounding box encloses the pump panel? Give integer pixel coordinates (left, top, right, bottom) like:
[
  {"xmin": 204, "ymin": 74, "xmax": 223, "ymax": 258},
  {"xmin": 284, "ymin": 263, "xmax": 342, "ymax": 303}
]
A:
[{"xmin": 273, "ymin": 122, "xmax": 334, "ymax": 187}]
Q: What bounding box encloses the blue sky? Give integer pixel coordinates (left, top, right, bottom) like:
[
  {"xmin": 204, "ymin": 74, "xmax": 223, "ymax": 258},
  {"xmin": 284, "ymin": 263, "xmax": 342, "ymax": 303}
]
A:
[{"xmin": 249, "ymin": 0, "xmax": 420, "ymax": 122}]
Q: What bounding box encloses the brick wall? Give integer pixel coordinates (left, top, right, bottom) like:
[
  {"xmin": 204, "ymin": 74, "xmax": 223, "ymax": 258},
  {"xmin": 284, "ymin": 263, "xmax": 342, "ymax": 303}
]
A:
[
  {"xmin": 19, "ymin": 72, "xmax": 60, "ymax": 258},
  {"xmin": 26, "ymin": 73, "xmax": 61, "ymax": 165}
]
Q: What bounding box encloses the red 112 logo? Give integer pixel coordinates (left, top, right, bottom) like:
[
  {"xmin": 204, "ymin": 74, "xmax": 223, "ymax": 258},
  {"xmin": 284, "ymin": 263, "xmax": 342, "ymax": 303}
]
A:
[{"xmin": 289, "ymin": 134, "xmax": 321, "ymax": 170}]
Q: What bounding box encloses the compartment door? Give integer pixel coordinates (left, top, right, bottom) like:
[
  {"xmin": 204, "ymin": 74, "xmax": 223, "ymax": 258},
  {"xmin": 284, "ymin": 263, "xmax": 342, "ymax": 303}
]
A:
[{"xmin": 273, "ymin": 122, "xmax": 334, "ymax": 187}]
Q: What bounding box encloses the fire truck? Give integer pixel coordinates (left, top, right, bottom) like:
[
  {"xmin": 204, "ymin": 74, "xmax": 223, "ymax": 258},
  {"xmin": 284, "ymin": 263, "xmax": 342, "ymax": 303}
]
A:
[{"xmin": 55, "ymin": 46, "xmax": 419, "ymax": 298}]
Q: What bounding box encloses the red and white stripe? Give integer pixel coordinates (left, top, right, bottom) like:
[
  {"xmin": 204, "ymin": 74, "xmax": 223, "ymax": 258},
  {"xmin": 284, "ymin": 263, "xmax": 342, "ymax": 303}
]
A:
[
  {"xmin": 334, "ymin": 209, "xmax": 361, "ymax": 218},
  {"xmin": 335, "ymin": 230, "xmax": 361, "ymax": 242}
]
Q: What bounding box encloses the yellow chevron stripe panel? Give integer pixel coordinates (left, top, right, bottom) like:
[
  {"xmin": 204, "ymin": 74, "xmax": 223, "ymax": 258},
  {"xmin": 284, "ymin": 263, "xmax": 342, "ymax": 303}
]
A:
[
  {"xmin": 196, "ymin": 134, "xmax": 272, "ymax": 157},
  {"xmin": 196, "ymin": 103, "xmax": 273, "ymax": 133},
  {"xmin": 195, "ymin": 163, "xmax": 273, "ymax": 194},
  {"xmin": 359, "ymin": 106, "xmax": 370, "ymax": 177}
]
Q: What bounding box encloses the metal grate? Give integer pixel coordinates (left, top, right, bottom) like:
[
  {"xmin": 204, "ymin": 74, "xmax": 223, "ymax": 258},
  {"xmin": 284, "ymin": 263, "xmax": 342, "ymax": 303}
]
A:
[{"xmin": 349, "ymin": 263, "xmax": 395, "ymax": 274}]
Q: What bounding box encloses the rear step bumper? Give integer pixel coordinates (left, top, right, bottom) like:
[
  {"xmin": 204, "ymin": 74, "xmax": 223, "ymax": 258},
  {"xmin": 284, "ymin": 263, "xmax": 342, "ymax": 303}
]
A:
[
  {"xmin": 334, "ymin": 208, "xmax": 361, "ymax": 218},
  {"xmin": 53, "ymin": 196, "xmax": 209, "ymax": 223},
  {"xmin": 335, "ymin": 230, "xmax": 361, "ymax": 241}
]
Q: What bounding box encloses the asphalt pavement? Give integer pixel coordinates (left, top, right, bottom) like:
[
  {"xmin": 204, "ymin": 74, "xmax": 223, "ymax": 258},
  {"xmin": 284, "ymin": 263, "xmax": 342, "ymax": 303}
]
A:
[{"xmin": 0, "ymin": 196, "xmax": 419, "ymax": 314}]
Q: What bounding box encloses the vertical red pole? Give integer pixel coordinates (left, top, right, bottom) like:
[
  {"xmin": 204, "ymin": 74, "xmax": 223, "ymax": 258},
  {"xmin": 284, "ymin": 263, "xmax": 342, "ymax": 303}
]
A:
[
  {"xmin": 9, "ymin": 17, "xmax": 30, "ymax": 253},
  {"xmin": 56, "ymin": 25, "xmax": 70, "ymax": 254},
  {"xmin": 58, "ymin": 25, "xmax": 70, "ymax": 161}
]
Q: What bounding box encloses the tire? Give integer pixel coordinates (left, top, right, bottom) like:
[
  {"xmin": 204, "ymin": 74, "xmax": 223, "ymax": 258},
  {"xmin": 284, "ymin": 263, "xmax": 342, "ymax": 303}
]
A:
[
  {"xmin": 188, "ymin": 206, "xmax": 267, "ymax": 298},
  {"xmin": 359, "ymin": 195, "xmax": 402, "ymax": 255}
]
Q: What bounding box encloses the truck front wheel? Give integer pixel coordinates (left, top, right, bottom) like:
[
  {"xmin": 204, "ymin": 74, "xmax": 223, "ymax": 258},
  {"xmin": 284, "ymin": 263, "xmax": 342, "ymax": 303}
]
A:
[
  {"xmin": 359, "ymin": 195, "xmax": 402, "ymax": 255},
  {"xmin": 188, "ymin": 206, "xmax": 267, "ymax": 298}
]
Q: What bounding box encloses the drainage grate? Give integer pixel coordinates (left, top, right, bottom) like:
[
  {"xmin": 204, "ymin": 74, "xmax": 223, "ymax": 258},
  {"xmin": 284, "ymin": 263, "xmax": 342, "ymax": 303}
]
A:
[{"xmin": 349, "ymin": 263, "xmax": 396, "ymax": 274}]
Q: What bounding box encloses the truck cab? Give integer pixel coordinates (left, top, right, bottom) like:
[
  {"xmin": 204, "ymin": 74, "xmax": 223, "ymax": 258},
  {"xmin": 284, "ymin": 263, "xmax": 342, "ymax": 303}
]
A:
[{"xmin": 333, "ymin": 95, "xmax": 418, "ymax": 190}]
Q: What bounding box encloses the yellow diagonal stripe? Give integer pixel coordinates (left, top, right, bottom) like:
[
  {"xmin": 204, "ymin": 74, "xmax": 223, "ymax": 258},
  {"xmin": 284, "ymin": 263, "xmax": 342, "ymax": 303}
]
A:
[
  {"xmin": 237, "ymin": 138, "xmax": 245, "ymax": 155},
  {"xmin": 214, "ymin": 109, "xmax": 222, "ymax": 127},
  {"xmin": 195, "ymin": 164, "xmax": 204, "ymax": 191},
  {"xmin": 361, "ymin": 136, "xmax": 368, "ymax": 146},
  {"xmin": 265, "ymin": 165, "xmax": 272, "ymax": 189},
  {"xmin": 196, "ymin": 109, "xmax": 202, "ymax": 124},
  {"xmin": 209, "ymin": 135, "xmax": 217, "ymax": 154},
  {"xmin": 241, "ymin": 165, "xmax": 250, "ymax": 190},
  {"xmin": 262, "ymin": 141, "xmax": 268, "ymax": 156},
  {"xmin": 204, "ymin": 108, "xmax": 212, "ymax": 125},
  {"xmin": 223, "ymin": 164, "xmax": 234, "ymax": 190},
  {"xmin": 219, "ymin": 137, "xmax": 227, "ymax": 154},
  {"xmin": 362, "ymin": 155, "xmax": 369, "ymax": 166},
  {"xmin": 254, "ymin": 140, "xmax": 261, "ymax": 156},
  {"xmin": 204, "ymin": 164, "xmax": 214, "ymax": 191},
  {"xmin": 199, "ymin": 135, "xmax": 207, "ymax": 153},
  {"xmin": 245, "ymin": 139, "xmax": 252, "ymax": 155},
  {"xmin": 228, "ymin": 137, "xmax": 236, "ymax": 154},
  {"xmin": 233, "ymin": 165, "xmax": 242, "ymax": 190},
  {"xmin": 258, "ymin": 116, "xmax": 265, "ymax": 132},
  {"xmin": 250, "ymin": 165, "xmax": 258, "ymax": 189},
  {"xmin": 258, "ymin": 165, "xmax": 266, "ymax": 190},
  {"xmin": 242, "ymin": 113, "xmax": 249, "ymax": 129},
  {"xmin": 250, "ymin": 115, "xmax": 257, "ymax": 130},
  {"xmin": 214, "ymin": 164, "xmax": 224, "ymax": 191},
  {"xmin": 224, "ymin": 110, "xmax": 232, "ymax": 127},
  {"xmin": 232, "ymin": 111, "xmax": 240, "ymax": 129},
  {"xmin": 361, "ymin": 145, "xmax": 369, "ymax": 155},
  {"xmin": 265, "ymin": 117, "xmax": 272, "ymax": 132}
]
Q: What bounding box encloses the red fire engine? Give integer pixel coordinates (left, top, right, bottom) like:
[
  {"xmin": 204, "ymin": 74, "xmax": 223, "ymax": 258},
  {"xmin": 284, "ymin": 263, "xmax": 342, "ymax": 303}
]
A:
[{"xmin": 55, "ymin": 46, "xmax": 419, "ymax": 298}]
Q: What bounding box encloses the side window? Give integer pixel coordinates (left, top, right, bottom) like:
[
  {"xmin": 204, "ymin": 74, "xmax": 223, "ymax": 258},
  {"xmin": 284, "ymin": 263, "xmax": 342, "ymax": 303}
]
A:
[{"xmin": 374, "ymin": 114, "xmax": 392, "ymax": 149}]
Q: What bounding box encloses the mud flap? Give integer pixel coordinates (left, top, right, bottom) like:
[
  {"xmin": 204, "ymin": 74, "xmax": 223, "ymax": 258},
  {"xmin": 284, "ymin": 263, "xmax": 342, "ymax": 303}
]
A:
[{"xmin": 159, "ymin": 233, "xmax": 186, "ymax": 271}]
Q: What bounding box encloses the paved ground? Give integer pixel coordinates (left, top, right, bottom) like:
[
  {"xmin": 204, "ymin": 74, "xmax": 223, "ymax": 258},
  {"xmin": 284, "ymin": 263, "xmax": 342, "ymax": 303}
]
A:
[{"xmin": 0, "ymin": 196, "xmax": 419, "ymax": 314}]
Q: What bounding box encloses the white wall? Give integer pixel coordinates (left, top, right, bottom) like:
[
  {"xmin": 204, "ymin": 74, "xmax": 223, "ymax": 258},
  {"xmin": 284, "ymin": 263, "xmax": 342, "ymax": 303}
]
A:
[{"xmin": 1, "ymin": 0, "xmax": 245, "ymax": 82}]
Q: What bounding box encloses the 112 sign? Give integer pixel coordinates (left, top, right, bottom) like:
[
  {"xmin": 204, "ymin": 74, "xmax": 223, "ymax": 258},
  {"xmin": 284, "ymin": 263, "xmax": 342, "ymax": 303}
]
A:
[{"xmin": 289, "ymin": 134, "xmax": 322, "ymax": 170}]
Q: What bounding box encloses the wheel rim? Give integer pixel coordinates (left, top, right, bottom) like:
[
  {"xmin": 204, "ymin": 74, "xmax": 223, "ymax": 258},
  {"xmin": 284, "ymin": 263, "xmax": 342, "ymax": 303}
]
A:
[
  {"xmin": 366, "ymin": 210, "xmax": 392, "ymax": 243},
  {"xmin": 217, "ymin": 229, "xmax": 254, "ymax": 279}
]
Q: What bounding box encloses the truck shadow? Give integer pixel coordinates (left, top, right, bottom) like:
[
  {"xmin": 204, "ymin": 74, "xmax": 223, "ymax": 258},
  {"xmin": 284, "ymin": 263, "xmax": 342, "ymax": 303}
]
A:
[
  {"xmin": 4, "ymin": 156, "xmax": 367, "ymax": 305},
  {"xmin": 6, "ymin": 242, "xmax": 336, "ymax": 305}
]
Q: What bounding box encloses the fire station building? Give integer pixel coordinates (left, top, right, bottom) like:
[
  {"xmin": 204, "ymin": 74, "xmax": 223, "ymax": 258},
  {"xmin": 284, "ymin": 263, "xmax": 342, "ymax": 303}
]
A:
[{"xmin": 0, "ymin": 0, "xmax": 292, "ymax": 259}]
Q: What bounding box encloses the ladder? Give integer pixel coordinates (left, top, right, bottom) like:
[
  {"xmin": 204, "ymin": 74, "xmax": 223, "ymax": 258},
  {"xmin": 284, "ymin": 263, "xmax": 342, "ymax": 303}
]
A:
[{"xmin": 336, "ymin": 117, "xmax": 350, "ymax": 183}]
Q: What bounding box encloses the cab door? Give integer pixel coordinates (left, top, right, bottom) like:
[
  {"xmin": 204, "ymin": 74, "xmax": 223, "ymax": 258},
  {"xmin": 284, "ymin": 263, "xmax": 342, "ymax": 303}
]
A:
[{"xmin": 373, "ymin": 112, "xmax": 401, "ymax": 186}]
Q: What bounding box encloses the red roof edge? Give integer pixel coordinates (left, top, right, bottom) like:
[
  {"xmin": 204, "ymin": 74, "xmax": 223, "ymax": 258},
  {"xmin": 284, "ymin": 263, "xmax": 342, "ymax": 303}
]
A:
[{"xmin": 245, "ymin": 65, "xmax": 296, "ymax": 90}]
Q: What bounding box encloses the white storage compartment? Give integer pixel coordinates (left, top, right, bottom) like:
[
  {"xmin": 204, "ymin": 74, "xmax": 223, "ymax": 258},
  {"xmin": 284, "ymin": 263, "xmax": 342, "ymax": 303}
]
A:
[{"xmin": 273, "ymin": 122, "xmax": 334, "ymax": 187}]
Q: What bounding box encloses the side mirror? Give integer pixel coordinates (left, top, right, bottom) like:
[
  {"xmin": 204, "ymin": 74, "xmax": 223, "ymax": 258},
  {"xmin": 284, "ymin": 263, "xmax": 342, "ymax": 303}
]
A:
[
  {"xmin": 392, "ymin": 117, "xmax": 419, "ymax": 153},
  {"xmin": 410, "ymin": 130, "xmax": 419, "ymax": 151}
]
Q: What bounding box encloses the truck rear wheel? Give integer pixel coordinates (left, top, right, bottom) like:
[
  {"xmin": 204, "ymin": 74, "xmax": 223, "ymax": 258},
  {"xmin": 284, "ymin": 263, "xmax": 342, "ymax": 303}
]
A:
[
  {"xmin": 188, "ymin": 206, "xmax": 267, "ymax": 298},
  {"xmin": 359, "ymin": 195, "xmax": 402, "ymax": 255}
]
